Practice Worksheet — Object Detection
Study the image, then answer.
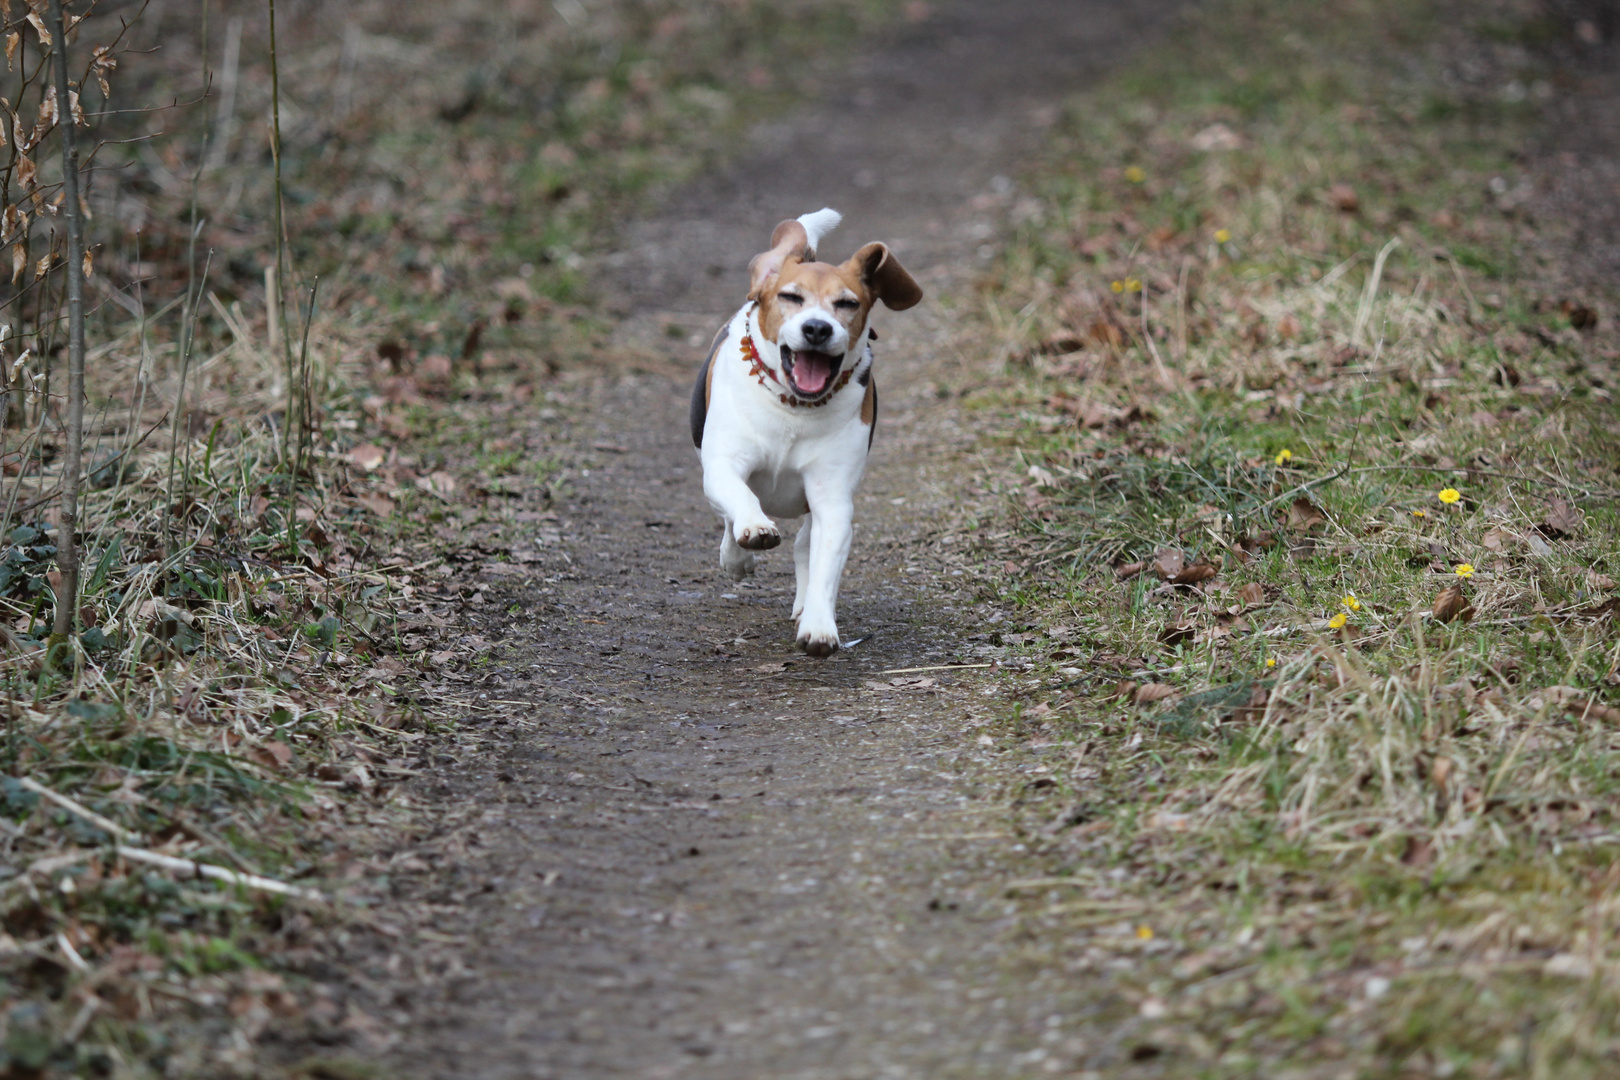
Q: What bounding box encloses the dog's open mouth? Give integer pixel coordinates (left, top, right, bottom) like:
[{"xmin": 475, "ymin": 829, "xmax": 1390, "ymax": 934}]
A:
[{"xmin": 780, "ymin": 345, "xmax": 844, "ymax": 397}]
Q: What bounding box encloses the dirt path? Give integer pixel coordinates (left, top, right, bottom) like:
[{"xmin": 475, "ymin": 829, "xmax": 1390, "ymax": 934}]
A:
[{"xmin": 377, "ymin": 4, "xmax": 1184, "ymax": 1077}]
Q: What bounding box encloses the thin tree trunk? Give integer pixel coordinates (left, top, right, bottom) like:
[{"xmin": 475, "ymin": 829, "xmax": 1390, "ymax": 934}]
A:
[{"xmin": 48, "ymin": 0, "xmax": 85, "ymax": 644}]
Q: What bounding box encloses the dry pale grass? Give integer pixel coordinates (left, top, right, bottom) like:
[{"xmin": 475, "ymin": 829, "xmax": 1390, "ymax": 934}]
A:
[{"xmin": 967, "ymin": 0, "xmax": 1620, "ymax": 1073}]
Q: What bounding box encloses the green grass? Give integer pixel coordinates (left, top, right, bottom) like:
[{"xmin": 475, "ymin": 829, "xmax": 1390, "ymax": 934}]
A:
[{"xmin": 973, "ymin": 0, "xmax": 1620, "ymax": 1073}]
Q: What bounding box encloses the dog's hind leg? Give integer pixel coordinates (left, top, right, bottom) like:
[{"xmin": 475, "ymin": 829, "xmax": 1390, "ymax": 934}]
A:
[
  {"xmin": 791, "ymin": 516, "xmax": 812, "ymax": 618},
  {"xmin": 719, "ymin": 520, "xmax": 756, "ymax": 581}
]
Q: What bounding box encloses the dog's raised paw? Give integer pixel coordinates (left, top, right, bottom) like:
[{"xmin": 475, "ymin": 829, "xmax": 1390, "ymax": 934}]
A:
[{"xmin": 736, "ymin": 523, "xmax": 781, "ymax": 551}]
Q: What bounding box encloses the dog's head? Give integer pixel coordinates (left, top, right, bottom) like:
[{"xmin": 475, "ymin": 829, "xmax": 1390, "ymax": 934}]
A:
[{"xmin": 746, "ymin": 217, "xmax": 922, "ymax": 402}]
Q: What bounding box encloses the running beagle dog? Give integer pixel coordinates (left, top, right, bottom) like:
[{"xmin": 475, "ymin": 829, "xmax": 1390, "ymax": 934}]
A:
[{"xmin": 689, "ymin": 209, "xmax": 922, "ymax": 656}]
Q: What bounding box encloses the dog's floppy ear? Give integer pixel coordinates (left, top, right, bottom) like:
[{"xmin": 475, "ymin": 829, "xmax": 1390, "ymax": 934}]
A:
[
  {"xmin": 849, "ymin": 242, "xmax": 922, "ymax": 311},
  {"xmin": 748, "ymin": 219, "xmax": 810, "ymax": 301}
]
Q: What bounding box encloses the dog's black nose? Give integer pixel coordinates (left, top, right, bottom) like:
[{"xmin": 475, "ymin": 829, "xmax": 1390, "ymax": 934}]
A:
[{"xmin": 800, "ymin": 319, "xmax": 834, "ymax": 348}]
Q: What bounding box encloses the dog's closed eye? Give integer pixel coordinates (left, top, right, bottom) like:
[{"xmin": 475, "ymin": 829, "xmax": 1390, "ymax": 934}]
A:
[{"xmin": 777, "ymin": 291, "xmax": 804, "ymax": 305}]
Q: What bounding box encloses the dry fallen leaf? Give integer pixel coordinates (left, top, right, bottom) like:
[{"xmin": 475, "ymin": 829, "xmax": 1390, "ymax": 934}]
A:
[
  {"xmin": 249, "ymin": 741, "xmax": 295, "ymax": 771},
  {"xmin": 1481, "ymin": 528, "xmax": 1509, "ymax": 552},
  {"xmin": 1115, "ymin": 560, "xmax": 1148, "ymax": 580},
  {"xmin": 1027, "ymin": 464, "xmax": 1057, "ymax": 488},
  {"xmin": 1401, "ymin": 835, "xmax": 1434, "ymax": 866},
  {"xmin": 1546, "ymin": 686, "xmax": 1620, "ymax": 723},
  {"xmin": 1190, "ymin": 122, "xmax": 1243, "ymax": 151},
  {"xmin": 1432, "ymin": 583, "xmax": 1473, "ymax": 624},
  {"xmin": 1146, "ymin": 810, "xmax": 1192, "ymax": 831},
  {"xmin": 360, "ymin": 493, "xmax": 395, "ymax": 517},
  {"xmin": 415, "ymin": 470, "xmax": 457, "ymax": 498},
  {"xmin": 1328, "ymin": 182, "xmax": 1359, "ymax": 213},
  {"xmin": 1236, "ymin": 582, "xmax": 1266, "ymax": 607},
  {"xmin": 1087, "ymin": 320, "xmax": 1124, "ymax": 348},
  {"xmin": 1170, "ymin": 561, "xmax": 1219, "ymax": 586},
  {"xmin": 1133, "ymin": 683, "xmax": 1179, "ymax": 705},
  {"xmin": 1153, "ymin": 548, "xmax": 1186, "ymax": 580},
  {"xmin": 1540, "ymin": 496, "xmax": 1584, "ymax": 539},
  {"xmin": 1430, "ymin": 756, "xmax": 1453, "ymax": 796},
  {"xmin": 1239, "ymin": 530, "xmax": 1276, "ymax": 553},
  {"xmin": 1287, "ymin": 497, "xmax": 1327, "ymax": 531},
  {"xmin": 1228, "ymin": 685, "xmax": 1270, "ymax": 724},
  {"xmin": 1561, "ymin": 300, "xmax": 1598, "ymax": 331},
  {"xmin": 1078, "ymin": 401, "xmax": 1118, "ymax": 429},
  {"xmin": 349, "ymin": 443, "xmax": 387, "ymax": 472},
  {"xmin": 416, "ymin": 354, "xmax": 453, "ymax": 384},
  {"xmin": 1158, "ymin": 621, "xmax": 1196, "ymax": 648}
]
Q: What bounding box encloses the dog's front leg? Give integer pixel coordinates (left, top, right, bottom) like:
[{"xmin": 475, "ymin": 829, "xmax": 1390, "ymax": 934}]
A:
[
  {"xmin": 795, "ymin": 495, "xmax": 853, "ymax": 657},
  {"xmin": 703, "ymin": 464, "xmax": 781, "ymax": 582}
]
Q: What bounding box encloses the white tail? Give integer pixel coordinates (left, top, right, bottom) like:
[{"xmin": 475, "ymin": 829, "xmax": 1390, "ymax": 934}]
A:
[{"xmin": 796, "ymin": 208, "xmax": 842, "ymax": 259}]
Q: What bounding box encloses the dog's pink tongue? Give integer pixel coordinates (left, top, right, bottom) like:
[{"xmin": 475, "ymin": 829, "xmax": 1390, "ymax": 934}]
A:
[{"xmin": 795, "ymin": 352, "xmax": 832, "ymax": 394}]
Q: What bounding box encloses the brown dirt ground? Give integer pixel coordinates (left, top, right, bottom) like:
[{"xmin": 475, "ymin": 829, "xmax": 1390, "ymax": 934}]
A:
[{"xmin": 290, "ymin": 3, "xmax": 1189, "ymax": 1078}]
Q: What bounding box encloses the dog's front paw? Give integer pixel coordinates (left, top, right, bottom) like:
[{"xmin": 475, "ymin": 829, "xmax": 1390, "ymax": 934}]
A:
[
  {"xmin": 720, "ymin": 547, "xmax": 756, "ymax": 580},
  {"xmin": 736, "ymin": 521, "xmax": 782, "ymax": 551},
  {"xmin": 795, "ymin": 614, "xmax": 840, "ymax": 658}
]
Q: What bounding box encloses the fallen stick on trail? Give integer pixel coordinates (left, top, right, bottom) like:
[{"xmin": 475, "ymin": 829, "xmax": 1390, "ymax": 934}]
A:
[
  {"xmin": 17, "ymin": 776, "xmax": 322, "ymax": 900},
  {"xmin": 17, "ymin": 777, "xmax": 139, "ymax": 842},
  {"xmin": 116, "ymin": 847, "xmax": 325, "ymax": 901}
]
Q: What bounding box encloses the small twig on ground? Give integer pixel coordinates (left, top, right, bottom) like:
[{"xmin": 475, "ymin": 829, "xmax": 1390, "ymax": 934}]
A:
[
  {"xmin": 17, "ymin": 776, "xmax": 139, "ymax": 842},
  {"xmin": 115, "ymin": 846, "xmax": 324, "ymax": 901}
]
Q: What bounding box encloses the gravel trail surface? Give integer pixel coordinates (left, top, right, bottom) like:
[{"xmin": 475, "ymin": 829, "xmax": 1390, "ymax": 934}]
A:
[{"xmin": 385, "ymin": 4, "xmax": 1184, "ymax": 1076}]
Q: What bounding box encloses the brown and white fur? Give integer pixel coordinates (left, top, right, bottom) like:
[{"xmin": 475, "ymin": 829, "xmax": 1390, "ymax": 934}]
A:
[{"xmin": 689, "ymin": 209, "xmax": 922, "ymax": 656}]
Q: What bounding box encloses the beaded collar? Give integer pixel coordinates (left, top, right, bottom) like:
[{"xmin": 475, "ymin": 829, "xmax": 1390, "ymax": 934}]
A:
[{"xmin": 739, "ymin": 332, "xmax": 855, "ymax": 408}]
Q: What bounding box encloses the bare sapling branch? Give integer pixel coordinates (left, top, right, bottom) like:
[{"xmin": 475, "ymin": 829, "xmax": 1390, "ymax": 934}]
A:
[
  {"xmin": 266, "ymin": 0, "xmax": 292, "ymax": 467},
  {"xmin": 47, "ymin": 0, "xmax": 85, "ymax": 653}
]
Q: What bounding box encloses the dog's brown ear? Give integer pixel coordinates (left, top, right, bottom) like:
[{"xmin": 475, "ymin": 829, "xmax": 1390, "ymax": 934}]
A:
[
  {"xmin": 748, "ymin": 219, "xmax": 811, "ymax": 301},
  {"xmin": 849, "ymin": 242, "xmax": 922, "ymax": 311}
]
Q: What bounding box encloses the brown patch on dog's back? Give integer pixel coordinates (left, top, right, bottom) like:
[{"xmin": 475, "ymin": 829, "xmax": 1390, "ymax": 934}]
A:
[
  {"xmin": 689, "ymin": 321, "xmax": 730, "ymax": 449},
  {"xmin": 861, "ymin": 376, "xmax": 878, "ymax": 447}
]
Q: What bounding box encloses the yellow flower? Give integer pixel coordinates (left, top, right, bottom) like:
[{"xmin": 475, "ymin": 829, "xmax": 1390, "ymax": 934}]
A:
[
  {"xmin": 1328, "ymin": 612, "xmax": 1348, "ymax": 629},
  {"xmin": 1342, "ymin": 594, "xmax": 1361, "ymax": 611},
  {"xmin": 1125, "ymin": 278, "xmax": 1142, "ymax": 293},
  {"xmin": 1135, "ymin": 924, "xmax": 1154, "ymax": 940},
  {"xmin": 1455, "ymin": 563, "xmax": 1475, "ymax": 578},
  {"xmin": 1412, "ymin": 509, "xmax": 1427, "ymax": 518},
  {"xmin": 1125, "ymin": 166, "xmax": 1146, "ymax": 184},
  {"xmin": 1111, "ymin": 279, "xmax": 1125, "ymax": 293},
  {"xmin": 1437, "ymin": 488, "xmax": 1461, "ymax": 505},
  {"xmin": 1215, "ymin": 228, "xmax": 1232, "ymax": 243},
  {"xmin": 1265, "ymin": 657, "xmax": 1277, "ymax": 669},
  {"xmin": 1275, "ymin": 448, "xmax": 1292, "ymax": 466}
]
